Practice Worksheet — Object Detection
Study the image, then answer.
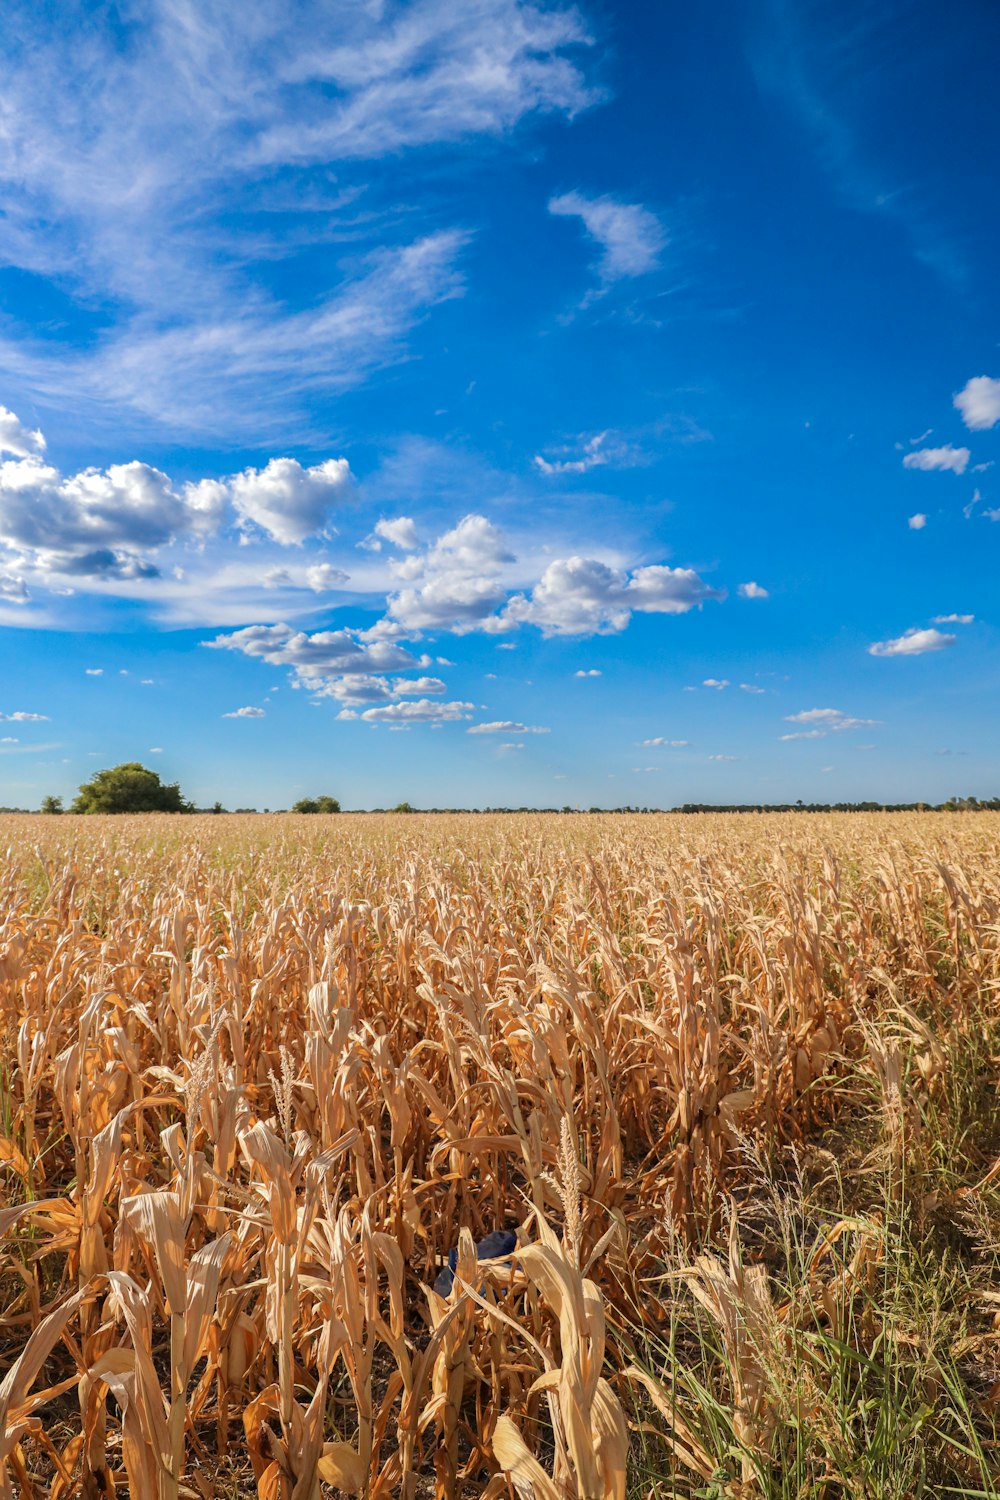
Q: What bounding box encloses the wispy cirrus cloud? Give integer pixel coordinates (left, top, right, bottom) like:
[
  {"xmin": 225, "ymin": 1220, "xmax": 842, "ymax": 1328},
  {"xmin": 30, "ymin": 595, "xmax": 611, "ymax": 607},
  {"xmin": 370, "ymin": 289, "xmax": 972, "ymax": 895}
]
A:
[
  {"xmin": 468, "ymin": 721, "xmax": 550, "ymax": 734},
  {"xmin": 548, "ymin": 190, "xmax": 667, "ymax": 283},
  {"xmin": 0, "ymin": 1, "xmax": 597, "ymax": 433},
  {"xmin": 750, "ymin": 0, "xmax": 969, "ymax": 284},
  {"xmin": 780, "ymin": 708, "xmax": 878, "ymax": 740}
]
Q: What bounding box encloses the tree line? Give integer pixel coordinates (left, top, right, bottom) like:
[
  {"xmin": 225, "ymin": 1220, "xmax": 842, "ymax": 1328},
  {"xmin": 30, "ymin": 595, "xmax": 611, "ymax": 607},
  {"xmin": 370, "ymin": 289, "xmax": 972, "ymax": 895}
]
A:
[{"xmin": 22, "ymin": 763, "xmax": 1000, "ymax": 815}]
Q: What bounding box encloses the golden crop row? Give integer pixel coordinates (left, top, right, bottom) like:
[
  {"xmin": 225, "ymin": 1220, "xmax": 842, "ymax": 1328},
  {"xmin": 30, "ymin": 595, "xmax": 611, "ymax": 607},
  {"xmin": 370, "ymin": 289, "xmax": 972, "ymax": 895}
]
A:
[{"xmin": 0, "ymin": 813, "xmax": 998, "ymax": 1497}]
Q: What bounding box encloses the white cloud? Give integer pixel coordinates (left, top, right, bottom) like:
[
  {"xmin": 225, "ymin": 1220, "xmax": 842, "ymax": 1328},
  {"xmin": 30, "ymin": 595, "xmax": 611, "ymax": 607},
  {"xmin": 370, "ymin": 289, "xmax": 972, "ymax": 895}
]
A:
[
  {"xmin": 0, "ymin": 710, "xmax": 49, "ymax": 721},
  {"xmin": 548, "ymin": 191, "xmax": 666, "ymax": 281},
  {"xmin": 737, "ymin": 581, "xmax": 769, "ymax": 599},
  {"xmin": 207, "ymin": 622, "xmax": 416, "ymax": 677},
  {"xmin": 356, "ymin": 699, "xmax": 474, "ymax": 724},
  {"xmin": 209, "ymin": 623, "xmax": 453, "ymax": 715},
  {"xmin": 228, "ymin": 458, "xmax": 353, "ymax": 544},
  {"xmin": 149, "ymin": 747, "xmax": 163, "ymax": 753},
  {"xmin": 505, "ymin": 556, "xmax": 723, "ymax": 636},
  {"xmin": 574, "ymin": 668, "xmax": 602, "ymax": 678},
  {"xmin": 907, "ymin": 513, "xmax": 927, "ymax": 529},
  {"xmin": 0, "ymin": 572, "xmax": 29, "ymax": 604},
  {"xmin": 0, "ymin": 406, "xmax": 45, "ymax": 459},
  {"xmin": 467, "ymin": 721, "xmax": 550, "ymax": 734},
  {"xmin": 253, "ymin": 4, "xmax": 596, "ymax": 164},
  {"xmin": 932, "ymin": 613, "xmax": 973, "ymax": 624},
  {"xmin": 739, "ymin": 683, "xmax": 765, "ymax": 694},
  {"xmin": 0, "ymin": 408, "xmax": 356, "ymax": 594},
  {"xmin": 868, "ymin": 627, "xmax": 956, "ymax": 657},
  {"xmin": 708, "ymin": 754, "xmax": 738, "ymax": 762},
  {"xmin": 0, "ymin": 4, "xmax": 595, "ymax": 431},
  {"xmin": 385, "ymin": 513, "xmax": 515, "ymax": 635},
  {"xmin": 222, "ymin": 706, "xmax": 266, "ymax": 718},
  {"xmin": 311, "ymin": 674, "xmax": 447, "ymax": 706},
  {"xmin": 0, "ymin": 451, "xmax": 221, "ymax": 579},
  {"xmin": 902, "ymin": 445, "xmax": 970, "ymax": 475},
  {"xmin": 783, "ymin": 708, "xmax": 878, "ymax": 733},
  {"xmin": 1, "ymin": 737, "xmax": 18, "ymax": 743},
  {"xmin": 779, "ymin": 729, "xmax": 826, "ymax": 741},
  {"xmin": 639, "ymin": 737, "xmax": 688, "ymax": 747},
  {"xmin": 374, "ymin": 517, "xmax": 420, "ymax": 550},
  {"xmin": 954, "ymin": 376, "xmax": 1000, "ymax": 431},
  {"xmin": 533, "ymin": 430, "xmax": 644, "ymax": 476},
  {"xmin": 703, "ymin": 678, "xmax": 730, "ymax": 690},
  {"xmin": 85, "ymin": 668, "xmax": 104, "ymax": 676},
  {"xmin": 305, "ymin": 562, "xmax": 349, "ymax": 592}
]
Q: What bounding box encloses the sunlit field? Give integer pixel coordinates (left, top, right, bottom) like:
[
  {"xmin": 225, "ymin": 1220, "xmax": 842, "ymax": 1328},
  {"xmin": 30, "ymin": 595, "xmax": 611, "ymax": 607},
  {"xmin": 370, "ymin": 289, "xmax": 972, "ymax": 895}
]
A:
[{"xmin": 2, "ymin": 813, "xmax": 1000, "ymax": 1498}]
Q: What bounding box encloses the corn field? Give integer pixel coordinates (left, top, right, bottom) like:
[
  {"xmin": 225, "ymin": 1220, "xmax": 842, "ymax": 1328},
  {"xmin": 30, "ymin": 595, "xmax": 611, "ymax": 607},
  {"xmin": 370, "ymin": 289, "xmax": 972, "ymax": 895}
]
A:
[{"xmin": 2, "ymin": 812, "xmax": 1000, "ymax": 1498}]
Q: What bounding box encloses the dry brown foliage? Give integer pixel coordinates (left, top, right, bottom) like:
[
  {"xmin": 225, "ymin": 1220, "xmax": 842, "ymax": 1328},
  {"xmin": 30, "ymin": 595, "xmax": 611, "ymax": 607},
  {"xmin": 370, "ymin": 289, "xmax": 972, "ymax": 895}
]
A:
[{"xmin": 0, "ymin": 811, "xmax": 998, "ymax": 1496}]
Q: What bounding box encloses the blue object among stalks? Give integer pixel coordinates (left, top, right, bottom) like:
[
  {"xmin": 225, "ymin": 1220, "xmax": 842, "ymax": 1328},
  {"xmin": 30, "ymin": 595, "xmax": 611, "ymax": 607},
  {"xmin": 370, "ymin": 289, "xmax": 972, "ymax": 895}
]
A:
[{"xmin": 433, "ymin": 1229, "xmax": 518, "ymax": 1297}]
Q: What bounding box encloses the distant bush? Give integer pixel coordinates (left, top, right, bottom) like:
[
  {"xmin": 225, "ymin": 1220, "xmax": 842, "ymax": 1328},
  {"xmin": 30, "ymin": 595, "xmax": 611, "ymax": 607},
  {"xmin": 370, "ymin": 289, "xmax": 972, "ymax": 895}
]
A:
[
  {"xmin": 72, "ymin": 763, "xmax": 192, "ymax": 814},
  {"xmin": 292, "ymin": 795, "xmax": 341, "ymax": 814}
]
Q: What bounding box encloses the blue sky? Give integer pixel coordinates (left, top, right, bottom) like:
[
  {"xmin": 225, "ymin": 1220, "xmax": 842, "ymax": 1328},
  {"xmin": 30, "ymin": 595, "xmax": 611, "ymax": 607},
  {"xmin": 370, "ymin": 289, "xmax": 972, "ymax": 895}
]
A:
[{"xmin": 1, "ymin": 0, "xmax": 998, "ymax": 809}]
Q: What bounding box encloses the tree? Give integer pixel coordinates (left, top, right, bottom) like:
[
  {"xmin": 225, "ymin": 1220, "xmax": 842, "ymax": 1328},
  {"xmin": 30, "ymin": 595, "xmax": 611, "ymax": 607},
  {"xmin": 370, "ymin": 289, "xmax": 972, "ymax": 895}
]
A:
[
  {"xmin": 40, "ymin": 795, "xmax": 63, "ymax": 814},
  {"xmin": 292, "ymin": 795, "xmax": 341, "ymax": 813},
  {"xmin": 72, "ymin": 763, "xmax": 192, "ymax": 814},
  {"xmin": 392, "ymin": 801, "xmax": 415, "ymax": 814}
]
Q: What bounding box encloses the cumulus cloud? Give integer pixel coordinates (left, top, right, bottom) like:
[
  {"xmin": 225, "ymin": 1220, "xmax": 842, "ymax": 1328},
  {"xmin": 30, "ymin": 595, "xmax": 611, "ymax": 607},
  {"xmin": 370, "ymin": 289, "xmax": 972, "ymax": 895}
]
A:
[
  {"xmin": 0, "ymin": 453, "xmax": 219, "ymax": 579},
  {"xmin": 868, "ymin": 627, "xmax": 956, "ymax": 657},
  {"xmin": 548, "ymin": 191, "xmax": 667, "ymax": 281},
  {"xmin": 954, "ymin": 376, "xmax": 1000, "ymax": 431},
  {"xmin": 310, "ymin": 674, "xmax": 447, "ymax": 705},
  {"xmin": 504, "ymin": 556, "xmax": 723, "ymax": 636},
  {"xmin": 305, "ymin": 562, "xmax": 349, "ymax": 592},
  {"xmin": 0, "ymin": 406, "xmax": 45, "ymax": 459},
  {"xmin": 0, "ymin": 404, "xmax": 358, "ymax": 589},
  {"xmin": 207, "ymin": 621, "xmax": 447, "ymax": 710},
  {"xmin": 0, "ymin": 710, "xmax": 48, "ymax": 721},
  {"xmin": 737, "ymin": 581, "xmax": 769, "ymax": 599},
  {"xmin": 739, "ymin": 683, "xmax": 765, "ymax": 694},
  {"xmin": 703, "ymin": 678, "xmax": 730, "ymax": 690},
  {"xmin": 222, "ymin": 705, "xmax": 266, "ymax": 718},
  {"xmin": 639, "ymin": 737, "xmax": 688, "ymax": 747},
  {"xmin": 207, "ymin": 622, "xmax": 417, "ymax": 677},
  {"xmin": 574, "ymin": 668, "xmax": 602, "ymax": 677},
  {"xmin": 354, "ymin": 699, "xmax": 474, "ymax": 724},
  {"xmin": 902, "ymin": 445, "xmax": 970, "ymax": 475},
  {"xmin": 228, "ymin": 458, "xmax": 352, "ymax": 544},
  {"xmin": 85, "ymin": 668, "xmax": 104, "ymax": 676},
  {"xmin": 708, "ymin": 754, "xmax": 738, "ymax": 762},
  {"xmin": 374, "ymin": 517, "xmax": 420, "ymax": 550},
  {"xmin": 384, "ymin": 514, "xmax": 515, "ymax": 634},
  {"xmin": 908, "ymin": 513, "xmax": 927, "ymax": 529},
  {"xmin": 932, "ymin": 613, "xmax": 973, "ymax": 624},
  {"xmin": 467, "ymin": 721, "xmax": 550, "ymax": 734}
]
